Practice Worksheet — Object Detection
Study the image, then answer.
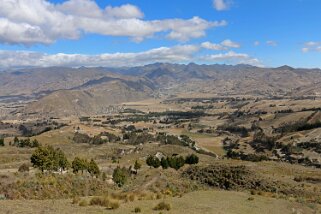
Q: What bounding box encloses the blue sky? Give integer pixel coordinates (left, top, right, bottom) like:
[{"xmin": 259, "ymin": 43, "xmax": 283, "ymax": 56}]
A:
[{"xmin": 0, "ymin": 0, "xmax": 320, "ymax": 68}]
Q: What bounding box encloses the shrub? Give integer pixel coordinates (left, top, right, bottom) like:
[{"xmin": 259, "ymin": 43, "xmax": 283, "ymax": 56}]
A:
[
  {"xmin": 102, "ymin": 172, "xmax": 107, "ymax": 181},
  {"xmin": 0, "ymin": 138, "xmax": 4, "ymax": 147},
  {"xmin": 146, "ymin": 156, "xmax": 161, "ymax": 168},
  {"xmin": 167, "ymin": 156, "xmax": 185, "ymax": 170},
  {"xmin": 134, "ymin": 160, "xmax": 142, "ymax": 172},
  {"xmin": 18, "ymin": 163, "xmax": 29, "ymax": 173},
  {"xmin": 90, "ymin": 196, "xmax": 109, "ymax": 206},
  {"xmin": 79, "ymin": 199, "xmax": 88, "ymax": 206},
  {"xmin": 161, "ymin": 157, "xmax": 169, "ymax": 169},
  {"xmin": 153, "ymin": 201, "xmax": 171, "ymax": 211},
  {"xmin": 134, "ymin": 207, "xmax": 141, "ymax": 213},
  {"xmin": 72, "ymin": 196, "xmax": 80, "ymax": 204},
  {"xmin": 112, "ymin": 166, "xmax": 129, "ymax": 187},
  {"xmin": 108, "ymin": 200, "xmax": 120, "ymax": 210},
  {"xmin": 185, "ymin": 154, "xmax": 199, "ymax": 165},
  {"xmin": 90, "ymin": 196, "xmax": 120, "ymax": 209}
]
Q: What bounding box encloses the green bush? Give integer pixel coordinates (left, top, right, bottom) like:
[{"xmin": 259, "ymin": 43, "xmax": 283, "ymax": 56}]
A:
[
  {"xmin": 112, "ymin": 166, "xmax": 129, "ymax": 187},
  {"xmin": 146, "ymin": 156, "xmax": 161, "ymax": 168},
  {"xmin": 134, "ymin": 207, "xmax": 141, "ymax": 213},
  {"xmin": 79, "ymin": 199, "xmax": 88, "ymax": 206},
  {"xmin": 185, "ymin": 154, "xmax": 199, "ymax": 165},
  {"xmin": 18, "ymin": 163, "xmax": 29, "ymax": 173}
]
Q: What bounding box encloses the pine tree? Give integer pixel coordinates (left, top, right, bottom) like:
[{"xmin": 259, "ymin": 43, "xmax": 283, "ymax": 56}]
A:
[
  {"xmin": 88, "ymin": 159, "xmax": 100, "ymax": 177},
  {"xmin": 72, "ymin": 157, "xmax": 88, "ymax": 174},
  {"xmin": 161, "ymin": 157, "xmax": 169, "ymax": 169},
  {"xmin": 54, "ymin": 148, "xmax": 69, "ymax": 172},
  {"xmin": 185, "ymin": 154, "xmax": 199, "ymax": 165},
  {"xmin": 112, "ymin": 166, "xmax": 129, "ymax": 187}
]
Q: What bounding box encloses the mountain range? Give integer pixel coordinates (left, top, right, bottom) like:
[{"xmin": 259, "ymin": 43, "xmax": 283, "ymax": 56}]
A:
[{"xmin": 1, "ymin": 63, "xmax": 321, "ymax": 117}]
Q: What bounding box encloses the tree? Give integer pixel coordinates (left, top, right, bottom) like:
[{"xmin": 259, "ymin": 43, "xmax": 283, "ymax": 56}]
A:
[
  {"xmin": 146, "ymin": 156, "xmax": 160, "ymax": 168},
  {"xmin": 13, "ymin": 137, "xmax": 19, "ymax": 146},
  {"xmin": 146, "ymin": 156, "xmax": 154, "ymax": 167},
  {"xmin": 54, "ymin": 148, "xmax": 69, "ymax": 172},
  {"xmin": 72, "ymin": 157, "xmax": 88, "ymax": 174},
  {"xmin": 0, "ymin": 138, "xmax": 4, "ymax": 147},
  {"xmin": 161, "ymin": 157, "xmax": 169, "ymax": 169},
  {"xmin": 112, "ymin": 166, "xmax": 129, "ymax": 187},
  {"xmin": 185, "ymin": 154, "xmax": 199, "ymax": 165},
  {"xmin": 31, "ymin": 139, "xmax": 40, "ymax": 148},
  {"xmin": 175, "ymin": 156, "xmax": 185, "ymax": 170},
  {"xmin": 134, "ymin": 160, "xmax": 141, "ymax": 173},
  {"xmin": 88, "ymin": 159, "xmax": 100, "ymax": 177},
  {"xmin": 167, "ymin": 156, "xmax": 185, "ymax": 170},
  {"xmin": 31, "ymin": 146, "xmax": 58, "ymax": 172}
]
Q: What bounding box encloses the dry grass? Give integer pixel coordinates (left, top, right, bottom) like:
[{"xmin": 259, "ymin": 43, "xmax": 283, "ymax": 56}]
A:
[{"xmin": 0, "ymin": 190, "xmax": 319, "ymax": 214}]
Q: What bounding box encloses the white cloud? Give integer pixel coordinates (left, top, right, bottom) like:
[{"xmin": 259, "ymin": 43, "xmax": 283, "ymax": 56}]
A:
[
  {"xmin": 266, "ymin": 40, "xmax": 277, "ymax": 47},
  {"xmin": 0, "ymin": 45, "xmax": 200, "ymax": 68},
  {"xmin": 105, "ymin": 4, "xmax": 144, "ymax": 19},
  {"xmin": 201, "ymin": 39, "xmax": 240, "ymax": 50},
  {"xmin": 0, "ymin": 0, "xmax": 226, "ymax": 45},
  {"xmin": 201, "ymin": 51, "xmax": 262, "ymax": 66},
  {"xmin": 201, "ymin": 41, "xmax": 226, "ymax": 50},
  {"xmin": 0, "ymin": 44, "xmax": 263, "ymax": 68},
  {"xmin": 221, "ymin": 39, "xmax": 240, "ymax": 48},
  {"xmin": 254, "ymin": 41, "xmax": 260, "ymax": 46},
  {"xmin": 213, "ymin": 0, "xmax": 231, "ymax": 11},
  {"xmin": 302, "ymin": 41, "xmax": 321, "ymax": 53}
]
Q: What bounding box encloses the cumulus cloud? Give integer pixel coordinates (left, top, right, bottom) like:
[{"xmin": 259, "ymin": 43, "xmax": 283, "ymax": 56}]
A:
[
  {"xmin": 105, "ymin": 4, "xmax": 144, "ymax": 19},
  {"xmin": 266, "ymin": 40, "xmax": 278, "ymax": 47},
  {"xmin": 0, "ymin": 45, "xmax": 263, "ymax": 68},
  {"xmin": 201, "ymin": 39, "xmax": 240, "ymax": 50},
  {"xmin": 0, "ymin": 0, "xmax": 226, "ymax": 45},
  {"xmin": 213, "ymin": 0, "xmax": 231, "ymax": 11},
  {"xmin": 0, "ymin": 45, "xmax": 200, "ymax": 68},
  {"xmin": 201, "ymin": 51, "xmax": 262, "ymax": 66},
  {"xmin": 221, "ymin": 39, "xmax": 240, "ymax": 48},
  {"xmin": 302, "ymin": 41, "xmax": 321, "ymax": 53}
]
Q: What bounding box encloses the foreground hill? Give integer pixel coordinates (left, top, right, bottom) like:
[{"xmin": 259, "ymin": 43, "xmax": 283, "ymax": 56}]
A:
[{"xmin": 0, "ymin": 190, "xmax": 317, "ymax": 214}]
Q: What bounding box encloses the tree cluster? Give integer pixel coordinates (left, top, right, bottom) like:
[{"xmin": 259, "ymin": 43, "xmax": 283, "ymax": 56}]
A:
[
  {"xmin": 73, "ymin": 132, "xmax": 120, "ymax": 145},
  {"xmin": 146, "ymin": 154, "xmax": 199, "ymax": 170},
  {"xmin": 13, "ymin": 137, "xmax": 40, "ymax": 148},
  {"xmin": 123, "ymin": 131, "xmax": 154, "ymax": 145},
  {"xmin": 31, "ymin": 146, "xmax": 69, "ymax": 172},
  {"xmin": 217, "ymin": 124, "xmax": 249, "ymax": 138},
  {"xmin": 30, "ymin": 146, "xmax": 100, "ymax": 177},
  {"xmin": 71, "ymin": 157, "xmax": 100, "ymax": 177}
]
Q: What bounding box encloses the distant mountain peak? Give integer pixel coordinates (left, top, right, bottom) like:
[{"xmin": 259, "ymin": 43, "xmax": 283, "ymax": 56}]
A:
[{"xmin": 275, "ymin": 65, "xmax": 295, "ymax": 70}]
